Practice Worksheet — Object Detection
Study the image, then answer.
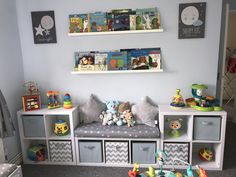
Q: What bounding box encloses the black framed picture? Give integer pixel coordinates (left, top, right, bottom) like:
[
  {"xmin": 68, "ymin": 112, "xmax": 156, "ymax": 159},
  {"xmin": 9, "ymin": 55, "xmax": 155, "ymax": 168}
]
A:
[
  {"xmin": 31, "ymin": 11, "xmax": 57, "ymax": 44},
  {"xmin": 178, "ymin": 2, "xmax": 206, "ymax": 39}
]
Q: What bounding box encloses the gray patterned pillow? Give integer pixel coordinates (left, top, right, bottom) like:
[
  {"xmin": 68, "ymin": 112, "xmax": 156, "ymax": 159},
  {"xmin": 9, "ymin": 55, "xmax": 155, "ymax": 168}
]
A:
[
  {"xmin": 80, "ymin": 94, "xmax": 106, "ymax": 123},
  {"xmin": 131, "ymin": 96, "xmax": 158, "ymax": 127}
]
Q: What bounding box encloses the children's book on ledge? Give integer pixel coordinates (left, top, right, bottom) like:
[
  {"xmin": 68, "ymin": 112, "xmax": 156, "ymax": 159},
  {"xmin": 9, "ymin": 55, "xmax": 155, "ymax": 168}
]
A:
[
  {"xmin": 73, "ymin": 48, "xmax": 162, "ymax": 72},
  {"xmin": 69, "ymin": 7, "xmax": 162, "ymax": 33}
]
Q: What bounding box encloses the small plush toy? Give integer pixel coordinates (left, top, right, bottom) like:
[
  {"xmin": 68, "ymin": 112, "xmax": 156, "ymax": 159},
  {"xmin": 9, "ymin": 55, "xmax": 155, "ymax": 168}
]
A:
[
  {"xmin": 106, "ymin": 100, "xmax": 119, "ymax": 114},
  {"xmin": 99, "ymin": 111, "xmax": 112, "ymax": 126},
  {"xmin": 118, "ymin": 102, "xmax": 131, "ymax": 115},
  {"xmin": 124, "ymin": 110, "xmax": 135, "ymax": 127}
]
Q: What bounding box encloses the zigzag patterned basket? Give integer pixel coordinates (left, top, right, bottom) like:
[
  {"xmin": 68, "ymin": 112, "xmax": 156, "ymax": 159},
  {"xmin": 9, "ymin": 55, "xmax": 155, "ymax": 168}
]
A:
[
  {"xmin": 49, "ymin": 140, "xmax": 73, "ymax": 162},
  {"xmin": 105, "ymin": 141, "xmax": 129, "ymax": 164},
  {"xmin": 164, "ymin": 142, "xmax": 189, "ymax": 165}
]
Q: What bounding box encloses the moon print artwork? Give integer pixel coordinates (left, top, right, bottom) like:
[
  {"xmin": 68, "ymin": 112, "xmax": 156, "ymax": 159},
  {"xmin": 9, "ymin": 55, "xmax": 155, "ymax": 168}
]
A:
[
  {"xmin": 178, "ymin": 2, "xmax": 206, "ymax": 39},
  {"xmin": 31, "ymin": 11, "xmax": 57, "ymax": 44}
]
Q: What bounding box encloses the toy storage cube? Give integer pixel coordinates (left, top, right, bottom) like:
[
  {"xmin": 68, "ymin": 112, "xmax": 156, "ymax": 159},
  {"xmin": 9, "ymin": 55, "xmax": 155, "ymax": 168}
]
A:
[
  {"xmin": 79, "ymin": 141, "xmax": 102, "ymax": 163},
  {"xmin": 194, "ymin": 116, "xmax": 221, "ymax": 141},
  {"xmin": 22, "ymin": 115, "xmax": 45, "ymax": 137},
  {"xmin": 49, "ymin": 140, "xmax": 73, "ymax": 162},
  {"xmin": 132, "ymin": 142, "xmax": 156, "ymax": 164},
  {"xmin": 105, "ymin": 141, "xmax": 128, "ymax": 164},
  {"xmin": 164, "ymin": 142, "xmax": 189, "ymax": 165}
]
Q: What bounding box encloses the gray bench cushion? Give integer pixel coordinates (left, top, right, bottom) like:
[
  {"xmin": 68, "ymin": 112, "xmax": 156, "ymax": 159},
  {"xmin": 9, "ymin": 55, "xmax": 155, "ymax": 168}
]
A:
[
  {"xmin": 74, "ymin": 122, "xmax": 160, "ymax": 138},
  {"xmin": 0, "ymin": 163, "xmax": 17, "ymax": 177}
]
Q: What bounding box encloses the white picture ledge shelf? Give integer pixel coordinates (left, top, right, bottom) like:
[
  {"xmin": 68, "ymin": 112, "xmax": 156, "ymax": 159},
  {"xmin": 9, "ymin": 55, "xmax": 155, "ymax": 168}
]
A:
[
  {"xmin": 68, "ymin": 29, "xmax": 164, "ymax": 36},
  {"xmin": 71, "ymin": 69, "xmax": 163, "ymax": 74}
]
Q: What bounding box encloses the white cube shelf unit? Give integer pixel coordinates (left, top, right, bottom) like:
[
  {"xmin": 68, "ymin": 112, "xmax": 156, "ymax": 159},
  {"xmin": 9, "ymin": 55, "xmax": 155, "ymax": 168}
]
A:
[
  {"xmin": 17, "ymin": 106, "xmax": 79, "ymax": 165},
  {"xmin": 159, "ymin": 105, "xmax": 227, "ymax": 170}
]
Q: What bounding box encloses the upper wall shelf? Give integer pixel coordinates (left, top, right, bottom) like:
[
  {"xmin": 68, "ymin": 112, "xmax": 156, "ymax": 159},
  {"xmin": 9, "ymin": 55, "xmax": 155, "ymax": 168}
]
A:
[
  {"xmin": 71, "ymin": 69, "xmax": 163, "ymax": 75},
  {"xmin": 68, "ymin": 29, "xmax": 164, "ymax": 37}
]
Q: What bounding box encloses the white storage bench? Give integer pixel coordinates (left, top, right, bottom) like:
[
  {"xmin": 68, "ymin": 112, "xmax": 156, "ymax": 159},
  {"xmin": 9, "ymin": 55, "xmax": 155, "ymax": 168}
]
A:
[{"xmin": 74, "ymin": 122, "xmax": 160, "ymax": 167}]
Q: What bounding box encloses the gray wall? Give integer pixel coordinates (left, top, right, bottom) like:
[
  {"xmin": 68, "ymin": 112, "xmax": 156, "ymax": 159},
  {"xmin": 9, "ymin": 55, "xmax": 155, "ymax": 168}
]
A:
[
  {"xmin": 0, "ymin": 0, "xmax": 24, "ymax": 160},
  {"xmin": 16, "ymin": 0, "xmax": 223, "ymax": 105}
]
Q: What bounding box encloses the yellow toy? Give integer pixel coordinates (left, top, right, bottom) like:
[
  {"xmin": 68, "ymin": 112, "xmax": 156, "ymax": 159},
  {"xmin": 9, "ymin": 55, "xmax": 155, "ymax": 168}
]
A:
[
  {"xmin": 54, "ymin": 119, "xmax": 69, "ymax": 136},
  {"xmin": 175, "ymin": 172, "xmax": 183, "ymax": 177},
  {"xmin": 170, "ymin": 89, "xmax": 185, "ymax": 110},
  {"xmin": 146, "ymin": 166, "xmax": 155, "ymax": 177}
]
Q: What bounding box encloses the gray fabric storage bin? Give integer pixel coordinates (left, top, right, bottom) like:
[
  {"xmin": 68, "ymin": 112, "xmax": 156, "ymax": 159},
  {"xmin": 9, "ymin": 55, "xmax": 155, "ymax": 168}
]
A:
[
  {"xmin": 132, "ymin": 142, "xmax": 156, "ymax": 164},
  {"xmin": 105, "ymin": 141, "xmax": 128, "ymax": 164},
  {"xmin": 22, "ymin": 115, "xmax": 45, "ymax": 137},
  {"xmin": 194, "ymin": 116, "xmax": 221, "ymax": 141},
  {"xmin": 79, "ymin": 141, "xmax": 102, "ymax": 163},
  {"xmin": 49, "ymin": 140, "xmax": 73, "ymax": 162}
]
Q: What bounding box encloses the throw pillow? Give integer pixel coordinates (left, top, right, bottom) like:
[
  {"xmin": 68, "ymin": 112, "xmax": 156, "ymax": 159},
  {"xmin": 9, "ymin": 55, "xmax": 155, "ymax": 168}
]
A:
[
  {"xmin": 80, "ymin": 94, "xmax": 106, "ymax": 124},
  {"xmin": 131, "ymin": 96, "xmax": 158, "ymax": 127}
]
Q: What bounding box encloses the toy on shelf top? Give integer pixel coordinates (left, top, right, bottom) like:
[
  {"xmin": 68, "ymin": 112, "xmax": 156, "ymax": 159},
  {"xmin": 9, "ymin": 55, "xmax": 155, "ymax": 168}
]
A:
[
  {"xmin": 63, "ymin": 93, "xmax": 73, "ymax": 109},
  {"xmin": 22, "ymin": 81, "xmax": 41, "ymax": 111},
  {"xmin": 170, "ymin": 89, "xmax": 185, "ymax": 110},
  {"xmin": 23, "ymin": 81, "xmax": 40, "ymax": 95},
  {"xmin": 186, "ymin": 84, "xmax": 223, "ymax": 112},
  {"xmin": 47, "ymin": 91, "xmax": 60, "ymax": 109}
]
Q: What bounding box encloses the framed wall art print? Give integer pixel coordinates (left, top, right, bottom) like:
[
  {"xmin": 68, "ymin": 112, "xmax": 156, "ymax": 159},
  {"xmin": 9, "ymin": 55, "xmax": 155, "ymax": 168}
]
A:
[
  {"xmin": 31, "ymin": 11, "xmax": 57, "ymax": 44},
  {"xmin": 178, "ymin": 2, "xmax": 206, "ymax": 39}
]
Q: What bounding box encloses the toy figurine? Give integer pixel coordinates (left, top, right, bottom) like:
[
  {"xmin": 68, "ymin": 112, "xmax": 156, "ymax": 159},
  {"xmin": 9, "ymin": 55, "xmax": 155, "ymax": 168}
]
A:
[
  {"xmin": 166, "ymin": 118, "xmax": 183, "ymax": 138},
  {"xmin": 146, "ymin": 166, "xmax": 155, "ymax": 177},
  {"xmin": 170, "ymin": 89, "xmax": 185, "ymax": 109},
  {"xmin": 128, "ymin": 163, "xmax": 140, "ymax": 177},
  {"xmin": 54, "ymin": 119, "xmax": 69, "ymax": 136},
  {"xmin": 63, "ymin": 93, "xmax": 73, "ymax": 109},
  {"xmin": 155, "ymin": 150, "xmax": 167, "ymax": 176},
  {"xmin": 196, "ymin": 166, "xmax": 208, "ymax": 177},
  {"xmin": 186, "ymin": 165, "xmax": 198, "ymax": 177},
  {"xmin": 47, "ymin": 91, "xmax": 60, "ymax": 109}
]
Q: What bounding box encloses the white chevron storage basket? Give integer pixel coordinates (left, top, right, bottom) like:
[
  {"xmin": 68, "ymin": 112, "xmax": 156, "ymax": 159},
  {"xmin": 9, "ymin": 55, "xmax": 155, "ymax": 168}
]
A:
[
  {"xmin": 164, "ymin": 142, "xmax": 189, "ymax": 165},
  {"xmin": 105, "ymin": 141, "xmax": 129, "ymax": 164},
  {"xmin": 49, "ymin": 140, "xmax": 73, "ymax": 162}
]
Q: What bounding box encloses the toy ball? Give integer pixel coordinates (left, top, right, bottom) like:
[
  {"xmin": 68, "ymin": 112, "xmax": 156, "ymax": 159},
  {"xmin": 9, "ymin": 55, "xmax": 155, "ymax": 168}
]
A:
[
  {"xmin": 199, "ymin": 148, "xmax": 214, "ymax": 161},
  {"xmin": 27, "ymin": 144, "xmax": 46, "ymax": 161},
  {"xmin": 54, "ymin": 119, "xmax": 69, "ymax": 136}
]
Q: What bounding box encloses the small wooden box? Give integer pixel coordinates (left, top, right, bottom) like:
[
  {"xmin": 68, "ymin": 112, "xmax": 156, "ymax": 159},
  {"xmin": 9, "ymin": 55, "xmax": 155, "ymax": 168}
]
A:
[{"xmin": 22, "ymin": 95, "xmax": 40, "ymax": 111}]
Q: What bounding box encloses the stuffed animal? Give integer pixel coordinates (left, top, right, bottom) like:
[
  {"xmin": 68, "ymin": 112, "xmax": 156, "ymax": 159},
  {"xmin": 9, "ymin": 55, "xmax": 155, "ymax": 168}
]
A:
[
  {"xmin": 100, "ymin": 111, "xmax": 119, "ymax": 126},
  {"xmin": 99, "ymin": 111, "xmax": 112, "ymax": 126},
  {"xmin": 124, "ymin": 110, "xmax": 135, "ymax": 127},
  {"xmin": 106, "ymin": 100, "xmax": 119, "ymax": 114},
  {"xmin": 118, "ymin": 102, "xmax": 131, "ymax": 115}
]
